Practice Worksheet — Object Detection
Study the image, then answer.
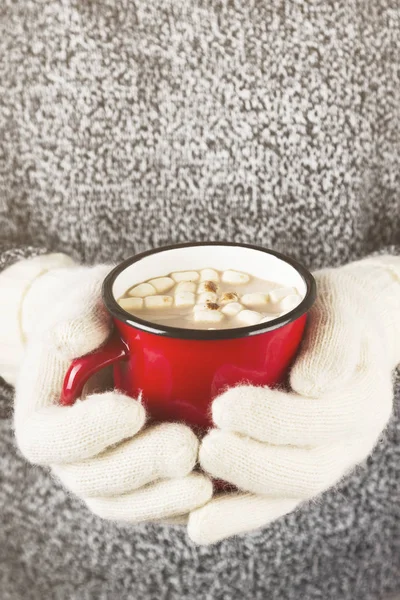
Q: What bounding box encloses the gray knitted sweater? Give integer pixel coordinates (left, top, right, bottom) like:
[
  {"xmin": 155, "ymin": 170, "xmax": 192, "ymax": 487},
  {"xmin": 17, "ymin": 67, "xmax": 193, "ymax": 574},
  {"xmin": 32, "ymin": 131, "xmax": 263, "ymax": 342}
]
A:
[{"xmin": 1, "ymin": 1, "xmax": 400, "ymax": 599}]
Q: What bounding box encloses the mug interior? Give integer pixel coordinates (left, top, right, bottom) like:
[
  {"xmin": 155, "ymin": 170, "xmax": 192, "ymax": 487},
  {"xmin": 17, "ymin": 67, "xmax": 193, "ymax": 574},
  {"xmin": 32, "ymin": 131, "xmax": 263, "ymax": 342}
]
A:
[
  {"xmin": 112, "ymin": 245, "xmax": 307, "ymax": 299},
  {"xmin": 104, "ymin": 243, "xmax": 315, "ymax": 340}
]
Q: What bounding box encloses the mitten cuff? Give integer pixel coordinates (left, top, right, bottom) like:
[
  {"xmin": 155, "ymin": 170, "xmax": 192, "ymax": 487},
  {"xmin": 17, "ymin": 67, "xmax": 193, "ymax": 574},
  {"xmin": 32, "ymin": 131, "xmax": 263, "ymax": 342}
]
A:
[{"xmin": 0, "ymin": 253, "xmax": 76, "ymax": 385}]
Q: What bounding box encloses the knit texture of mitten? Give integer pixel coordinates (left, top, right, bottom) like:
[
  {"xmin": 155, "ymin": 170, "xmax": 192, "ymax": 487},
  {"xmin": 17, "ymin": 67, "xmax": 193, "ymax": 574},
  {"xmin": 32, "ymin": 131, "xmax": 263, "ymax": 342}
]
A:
[{"xmin": 189, "ymin": 255, "xmax": 400, "ymax": 544}]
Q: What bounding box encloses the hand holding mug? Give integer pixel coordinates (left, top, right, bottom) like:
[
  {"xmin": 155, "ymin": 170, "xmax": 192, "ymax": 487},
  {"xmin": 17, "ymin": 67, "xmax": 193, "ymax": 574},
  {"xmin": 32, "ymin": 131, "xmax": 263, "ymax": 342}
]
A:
[
  {"xmin": 188, "ymin": 257, "xmax": 400, "ymax": 544},
  {"xmin": 14, "ymin": 265, "xmax": 212, "ymax": 523}
]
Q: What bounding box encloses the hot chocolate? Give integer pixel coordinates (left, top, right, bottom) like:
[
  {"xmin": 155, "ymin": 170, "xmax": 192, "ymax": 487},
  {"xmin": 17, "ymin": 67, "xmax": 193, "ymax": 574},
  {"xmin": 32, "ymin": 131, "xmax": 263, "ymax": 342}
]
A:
[{"xmin": 117, "ymin": 268, "xmax": 303, "ymax": 330}]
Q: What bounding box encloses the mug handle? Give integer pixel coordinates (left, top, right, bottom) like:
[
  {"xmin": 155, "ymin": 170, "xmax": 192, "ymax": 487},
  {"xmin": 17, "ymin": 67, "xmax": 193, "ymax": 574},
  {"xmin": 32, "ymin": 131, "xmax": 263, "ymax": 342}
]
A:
[{"xmin": 60, "ymin": 334, "xmax": 128, "ymax": 406}]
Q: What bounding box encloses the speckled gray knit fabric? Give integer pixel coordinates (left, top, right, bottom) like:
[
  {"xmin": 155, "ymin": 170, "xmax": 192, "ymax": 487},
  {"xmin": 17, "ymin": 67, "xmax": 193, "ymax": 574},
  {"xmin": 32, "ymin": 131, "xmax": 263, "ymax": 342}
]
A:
[{"xmin": 0, "ymin": 1, "xmax": 400, "ymax": 598}]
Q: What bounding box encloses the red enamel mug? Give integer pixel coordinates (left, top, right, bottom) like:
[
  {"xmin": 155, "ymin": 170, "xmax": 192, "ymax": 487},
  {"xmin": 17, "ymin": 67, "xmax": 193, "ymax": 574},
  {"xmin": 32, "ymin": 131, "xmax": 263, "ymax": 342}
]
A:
[{"xmin": 61, "ymin": 243, "xmax": 316, "ymax": 430}]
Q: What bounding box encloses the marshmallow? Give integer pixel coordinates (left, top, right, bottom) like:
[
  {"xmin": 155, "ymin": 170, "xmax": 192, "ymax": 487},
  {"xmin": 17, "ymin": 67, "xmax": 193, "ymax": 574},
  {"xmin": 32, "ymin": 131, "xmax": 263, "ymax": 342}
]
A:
[
  {"xmin": 197, "ymin": 292, "xmax": 218, "ymax": 304},
  {"xmin": 194, "ymin": 300, "xmax": 220, "ymax": 312},
  {"xmin": 171, "ymin": 271, "xmax": 200, "ymax": 282},
  {"xmin": 236, "ymin": 310, "xmax": 263, "ymax": 325},
  {"xmin": 175, "ymin": 281, "xmax": 197, "ymax": 293},
  {"xmin": 198, "ymin": 280, "xmax": 218, "ymax": 294},
  {"xmin": 219, "ymin": 292, "xmax": 239, "ymax": 305},
  {"xmin": 200, "ymin": 269, "xmax": 219, "ymax": 282},
  {"xmin": 175, "ymin": 292, "xmax": 196, "ymax": 307},
  {"xmin": 241, "ymin": 293, "xmax": 269, "ymax": 308},
  {"xmin": 222, "ymin": 270, "xmax": 250, "ymax": 285},
  {"xmin": 148, "ymin": 277, "xmax": 174, "ymax": 293},
  {"xmin": 276, "ymin": 294, "xmax": 301, "ymax": 312},
  {"xmin": 194, "ymin": 304, "xmax": 207, "ymax": 312},
  {"xmin": 221, "ymin": 302, "xmax": 243, "ymax": 317},
  {"xmin": 128, "ymin": 283, "xmax": 157, "ymax": 298},
  {"xmin": 194, "ymin": 310, "xmax": 225, "ymax": 324},
  {"xmin": 269, "ymin": 287, "xmax": 298, "ymax": 303},
  {"xmin": 268, "ymin": 293, "xmax": 301, "ymax": 314},
  {"xmin": 118, "ymin": 297, "xmax": 144, "ymax": 312}
]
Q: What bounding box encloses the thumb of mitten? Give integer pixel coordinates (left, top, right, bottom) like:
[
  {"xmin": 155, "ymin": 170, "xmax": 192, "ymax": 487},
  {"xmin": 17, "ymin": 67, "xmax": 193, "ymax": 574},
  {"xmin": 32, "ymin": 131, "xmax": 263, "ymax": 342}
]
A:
[
  {"xmin": 290, "ymin": 271, "xmax": 361, "ymax": 397},
  {"xmin": 30, "ymin": 265, "xmax": 113, "ymax": 358},
  {"xmin": 15, "ymin": 265, "xmax": 115, "ymax": 437}
]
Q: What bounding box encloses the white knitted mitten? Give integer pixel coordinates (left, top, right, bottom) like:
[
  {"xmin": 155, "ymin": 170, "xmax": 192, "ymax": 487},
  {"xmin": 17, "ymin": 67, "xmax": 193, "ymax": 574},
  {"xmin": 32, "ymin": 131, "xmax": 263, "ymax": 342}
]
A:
[
  {"xmin": 188, "ymin": 256, "xmax": 400, "ymax": 544},
  {"xmin": 12, "ymin": 260, "xmax": 212, "ymax": 523},
  {"xmin": 0, "ymin": 253, "xmax": 76, "ymax": 385}
]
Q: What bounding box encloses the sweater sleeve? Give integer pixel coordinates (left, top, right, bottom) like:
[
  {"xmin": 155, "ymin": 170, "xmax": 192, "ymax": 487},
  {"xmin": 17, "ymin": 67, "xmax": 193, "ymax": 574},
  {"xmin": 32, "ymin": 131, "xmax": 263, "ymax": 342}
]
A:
[
  {"xmin": 0, "ymin": 244, "xmax": 50, "ymax": 273},
  {"xmin": 368, "ymin": 245, "xmax": 400, "ymax": 260},
  {"xmin": 0, "ymin": 246, "xmax": 75, "ymax": 417},
  {"xmin": 0, "ymin": 245, "xmax": 48, "ymax": 417}
]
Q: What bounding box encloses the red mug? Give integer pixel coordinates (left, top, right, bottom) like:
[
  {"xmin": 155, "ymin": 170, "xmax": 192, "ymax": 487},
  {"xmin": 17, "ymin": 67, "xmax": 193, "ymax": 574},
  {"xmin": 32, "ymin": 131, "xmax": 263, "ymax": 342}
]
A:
[{"xmin": 61, "ymin": 243, "xmax": 316, "ymax": 431}]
